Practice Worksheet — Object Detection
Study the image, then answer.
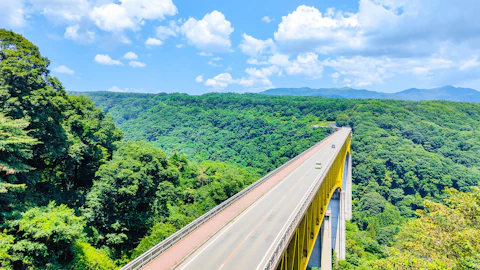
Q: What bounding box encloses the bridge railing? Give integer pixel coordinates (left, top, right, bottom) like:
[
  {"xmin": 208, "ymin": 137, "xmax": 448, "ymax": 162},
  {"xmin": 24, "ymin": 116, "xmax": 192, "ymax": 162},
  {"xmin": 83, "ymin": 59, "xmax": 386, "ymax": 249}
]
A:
[
  {"xmin": 264, "ymin": 132, "xmax": 351, "ymax": 270},
  {"xmin": 121, "ymin": 130, "xmax": 338, "ymax": 270}
]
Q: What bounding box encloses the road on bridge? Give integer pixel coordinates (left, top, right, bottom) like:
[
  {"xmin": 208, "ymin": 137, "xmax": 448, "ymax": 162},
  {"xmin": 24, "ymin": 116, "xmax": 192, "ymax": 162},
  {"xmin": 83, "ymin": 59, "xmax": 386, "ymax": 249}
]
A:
[{"xmin": 143, "ymin": 128, "xmax": 351, "ymax": 270}]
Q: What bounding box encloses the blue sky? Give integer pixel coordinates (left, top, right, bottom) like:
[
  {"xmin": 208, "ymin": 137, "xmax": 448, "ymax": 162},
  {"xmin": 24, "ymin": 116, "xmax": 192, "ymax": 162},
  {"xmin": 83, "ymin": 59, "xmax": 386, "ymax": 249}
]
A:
[{"xmin": 1, "ymin": 0, "xmax": 480, "ymax": 94}]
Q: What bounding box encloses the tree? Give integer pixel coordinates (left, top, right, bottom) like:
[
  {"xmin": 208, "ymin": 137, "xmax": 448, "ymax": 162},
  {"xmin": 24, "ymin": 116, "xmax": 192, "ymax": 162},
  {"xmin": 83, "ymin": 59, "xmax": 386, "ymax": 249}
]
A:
[
  {"xmin": 6, "ymin": 202, "xmax": 87, "ymax": 269},
  {"xmin": 0, "ymin": 114, "xmax": 38, "ymax": 181},
  {"xmin": 368, "ymin": 185, "xmax": 480, "ymax": 269},
  {"xmin": 83, "ymin": 141, "xmax": 180, "ymax": 254},
  {"xmin": 0, "ymin": 30, "xmax": 122, "ymax": 203}
]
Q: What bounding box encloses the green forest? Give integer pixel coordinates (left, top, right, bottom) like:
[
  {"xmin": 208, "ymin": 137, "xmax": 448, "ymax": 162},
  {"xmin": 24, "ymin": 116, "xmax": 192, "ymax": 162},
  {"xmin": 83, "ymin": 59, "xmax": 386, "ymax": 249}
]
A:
[{"xmin": 1, "ymin": 29, "xmax": 480, "ymax": 269}]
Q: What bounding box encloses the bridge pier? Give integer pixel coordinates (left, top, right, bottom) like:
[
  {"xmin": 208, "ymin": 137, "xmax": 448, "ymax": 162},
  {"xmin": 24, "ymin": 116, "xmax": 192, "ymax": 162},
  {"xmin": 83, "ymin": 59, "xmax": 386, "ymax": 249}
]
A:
[{"xmin": 321, "ymin": 210, "xmax": 332, "ymax": 270}]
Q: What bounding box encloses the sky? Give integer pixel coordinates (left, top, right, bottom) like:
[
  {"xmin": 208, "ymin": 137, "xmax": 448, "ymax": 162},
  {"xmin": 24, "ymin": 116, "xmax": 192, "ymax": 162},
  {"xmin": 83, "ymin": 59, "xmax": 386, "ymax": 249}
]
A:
[{"xmin": 1, "ymin": 0, "xmax": 480, "ymax": 94}]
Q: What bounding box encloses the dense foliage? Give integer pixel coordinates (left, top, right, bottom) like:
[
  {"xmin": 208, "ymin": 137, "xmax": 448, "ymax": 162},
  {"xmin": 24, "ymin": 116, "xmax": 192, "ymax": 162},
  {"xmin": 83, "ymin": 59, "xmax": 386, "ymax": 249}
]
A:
[
  {"xmin": 368, "ymin": 184, "xmax": 480, "ymax": 269},
  {"xmin": 83, "ymin": 91, "xmax": 480, "ymax": 267},
  {"xmin": 0, "ymin": 30, "xmax": 259, "ymax": 269},
  {"xmin": 80, "ymin": 92, "xmax": 333, "ymax": 174}
]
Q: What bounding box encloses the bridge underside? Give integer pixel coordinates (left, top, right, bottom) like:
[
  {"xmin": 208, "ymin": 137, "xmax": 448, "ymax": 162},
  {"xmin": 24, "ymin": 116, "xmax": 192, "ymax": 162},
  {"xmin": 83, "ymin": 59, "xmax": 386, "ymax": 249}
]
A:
[{"xmin": 276, "ymin": 135, "xmax": 351, "ymax": 270}]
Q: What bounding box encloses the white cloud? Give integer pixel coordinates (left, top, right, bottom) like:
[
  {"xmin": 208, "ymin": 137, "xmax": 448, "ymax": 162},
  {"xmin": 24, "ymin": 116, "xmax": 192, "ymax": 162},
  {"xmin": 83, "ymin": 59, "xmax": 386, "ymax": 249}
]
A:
[
  {"xmin": 247, "ymin": 58, "xmax": 269, "ymax": 65},
  {"xmin": 245, "ymin": 65, "xmax": 280, "ymax": 79},
  {"xmin": 285, "ymin": 52, "xmax": 324, "ymax": 78},
  {"xmin": 52, "ymin": 65, "xmax": 75, "ymax": 75},
  {"xmin": 29, "ymin": 0, "xmax": 90, "ymax": 24},
  {"xmin": 156, "ymin": 20, "xmax": 179, "ymax": 40},
  {"xmin": 212, "ymin": 57, "xmax": 222, "ymax": 61},
  {"xmin": 0, "ymin": 1, "xmax": 26, "ymax": 28},
  {"xmin": 239, "ymin": 34, "xmax": 275, "ymax": 57},
  {"xmin": 90, "ymin": 0, "xmax": 177, "ymax": 32},
  {"xmin": 108, "ymin": 86, "xmax": 144, "ymax": 93},
  {"xmin": 262, "ymin": 16, "xmax": 273, "ymax": 23},
  {"xmin": 198, "ymin": 52, "xmax": 213, "ymax": 56},
  {"xmin": 124, "ymin": 52, "xmax": 138, "ymax": 60},
  {"xmin": 176, "ymin": 44, "xmax": 185, "ymax": 48},
  {"xmin": 268, "ymin": 54, "xmax": 290, "ymax": 67},
  {"xmin": 205, "ymin": 73, "xmax": 235, "ymax": 89},
  {"xmin": 90, "ymin": 4, "xmax": 136, "ymax": 32},
  {"xmin": 146, "ymin": 37, "xmax": 163, "ymax": 46},
  {"xmin": 205, "ymin": 70, "xmax": 275, "ymax": 90},
  {"xmin": 274, "ymin": 5, "xmax": 360, "ymax": 54},
  {"xmin": 129, "ymin": 60, "xmax": 146, "ymax": 68},
  {"xmin": 262, "ymin": 1, "xmax": 480, "ymax": 87},
  {"xmin": 195, "ymin": 75, "xmax": 204, "ymax": 82},
  {"xmin": 94, "ymin": 54, "xmax": 123, "ymax": 65},
  {"xmin": 64, "ymin": 24, "xmax": 95, "ymax": 43},
  {"xmin": 181, "ymin": 10, "xmax": 234, "ymax": 53},
  {"xmin": 274, "ymin": 2, "xmax": 480, "ymax": 58},
  {"xmin": 322, "ymin": 56, "xmax": 454, "ymax": 87}
]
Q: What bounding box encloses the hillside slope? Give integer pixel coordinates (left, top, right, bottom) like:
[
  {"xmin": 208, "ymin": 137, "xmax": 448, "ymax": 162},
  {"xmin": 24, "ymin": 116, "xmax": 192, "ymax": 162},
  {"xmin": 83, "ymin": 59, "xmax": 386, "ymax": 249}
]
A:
[{"xmin": 80, "ymin": 91, "xmax": 480, "ymax": 267}]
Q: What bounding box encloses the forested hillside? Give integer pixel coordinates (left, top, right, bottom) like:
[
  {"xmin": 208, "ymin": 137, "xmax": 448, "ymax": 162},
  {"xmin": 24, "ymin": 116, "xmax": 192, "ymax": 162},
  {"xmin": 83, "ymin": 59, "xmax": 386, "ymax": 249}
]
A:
[
  {"xmin": 82, "ymin": 91, "xmax": 480, "ymax": 267},
  {"xmin": 0, "ymin": 30, "xmax": 260, "ymax": 269}
]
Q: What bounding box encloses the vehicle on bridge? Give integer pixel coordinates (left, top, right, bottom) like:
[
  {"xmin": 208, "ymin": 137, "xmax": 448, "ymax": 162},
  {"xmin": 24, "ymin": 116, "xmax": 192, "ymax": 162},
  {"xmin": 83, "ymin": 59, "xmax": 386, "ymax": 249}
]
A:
[
  {"xmin": 315, "ymin": 162, "xmax": 322, "ymax": 169},
  {"xmin": 332, "ymin": 144, "xmax": 336, "ymax": 148}
]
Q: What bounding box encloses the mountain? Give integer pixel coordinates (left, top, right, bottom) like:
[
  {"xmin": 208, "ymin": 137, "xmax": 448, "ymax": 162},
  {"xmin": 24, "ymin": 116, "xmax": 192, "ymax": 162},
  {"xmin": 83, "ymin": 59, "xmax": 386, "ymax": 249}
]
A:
[
  {"xmin": 261, "ymin": 86, "xmax": 480, "ymax": 102},
  {"xmin": 391, "ymin": 86, "xmax": 480, "ymax": 102}
]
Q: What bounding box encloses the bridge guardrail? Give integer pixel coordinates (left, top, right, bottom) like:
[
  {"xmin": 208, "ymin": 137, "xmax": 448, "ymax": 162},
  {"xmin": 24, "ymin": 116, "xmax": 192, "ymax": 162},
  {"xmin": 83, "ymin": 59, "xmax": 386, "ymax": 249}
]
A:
[
  {"xmin": 263, "ymin": 132, "xmax": 350, "ymax": 270},
  {"xmin": 121, "ymin": 129, "xmax": 339, "ymax": 270}
]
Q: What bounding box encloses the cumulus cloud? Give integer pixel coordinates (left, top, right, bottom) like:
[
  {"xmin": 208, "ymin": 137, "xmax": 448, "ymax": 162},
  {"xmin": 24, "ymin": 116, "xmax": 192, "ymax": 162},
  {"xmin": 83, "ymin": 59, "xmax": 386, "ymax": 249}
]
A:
[
  {"xmin": 205, "ymin": 70, "xmax": 275, "ymax": 90},
  {"xmin": 237, "ymin": 1, "xmax": 480, "ymax": 88},
  {"xmin": 64, "ymin": 24, "xmax": 95, "ymax": 43},
  {"xmin": 239, "ymin": 34, "xmax": 275, "ymax": 57},
  {"xmin": 274, "ymin": 2, "xmax": 480, "ymax": 58},
  {"xmin": 195, "ymin": 75, "xmax": 204, "ymax": 82},
  {"xmin": 129, "ymin": 61, "xmax": 146, "ymax": 68},
  {"xmin": 52, "ymin": 65, "xmax": 75, "ymax": 75},
  {"xmin": 124, "ymin": 52, "xmax": 138, "ymax": 60},
  {"xmin": 181, "ymin": 11, "xmax": 234, "ymax": 53},
  {"xmin": 274, "ymin": 5, "xmax": 360, "ymax": 54},
  {"xmin": 205, "ymin": 73, "xmax": 234, "ymax": 89},
  {"xmin": 29, "ymin": 0, "xmax": 90, "ymax": 24},
  {"xmin": 94, "ymin": 54, "xmax": 123, "ymax": 65},
  {"xmin": 90, "ymin": 4, "xmax": 136, "ymax": 32},
  {"xmin": 0, "ymin": 1, "xmax": 27, "ymax": 28},
  {"xmin": 245, "ymin": 65, "xmax": 280, "ymax": 79},
  {"xmin": 176, "ymin": 44, "xmax": 185, "ymax": 48},
  {"xmin": 156, "ymin": 20, "xmax": 179, "ymax": 40},
  {"xmin": 90, "ymin": 0, "xmax": 177, "ymax": 32},
  {"xmin": 145, "ymin": 37, "xmax": 163, "ymax": 46},
  {"xmin": 285, "ymin": 52, "xmax": 324, "ymax": 78},
  {"xmin": 268, "ymin": 54, "xmax": 290, "ymax": 67}
]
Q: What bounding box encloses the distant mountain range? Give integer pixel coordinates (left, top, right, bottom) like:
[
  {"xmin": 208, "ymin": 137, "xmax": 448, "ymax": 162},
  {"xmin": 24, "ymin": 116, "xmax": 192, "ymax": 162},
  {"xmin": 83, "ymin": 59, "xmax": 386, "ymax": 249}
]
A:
[{"xmin": 261, "ymin": 85, "xmax": 480, "ymax": 102}]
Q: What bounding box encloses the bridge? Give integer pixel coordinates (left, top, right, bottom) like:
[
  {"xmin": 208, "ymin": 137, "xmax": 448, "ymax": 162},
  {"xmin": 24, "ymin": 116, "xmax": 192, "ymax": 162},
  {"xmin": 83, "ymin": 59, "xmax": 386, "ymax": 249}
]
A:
[{"xmin": 123, "ymin": 127, "xmax": 352, "ymax": 270}]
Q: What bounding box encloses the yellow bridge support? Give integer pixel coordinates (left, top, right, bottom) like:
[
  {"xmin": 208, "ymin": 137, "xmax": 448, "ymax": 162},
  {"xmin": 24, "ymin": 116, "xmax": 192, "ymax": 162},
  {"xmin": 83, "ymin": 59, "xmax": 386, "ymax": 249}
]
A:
[{"xmin": 277, "ymin": 134, "xmax": 351, "ymax": 270}]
